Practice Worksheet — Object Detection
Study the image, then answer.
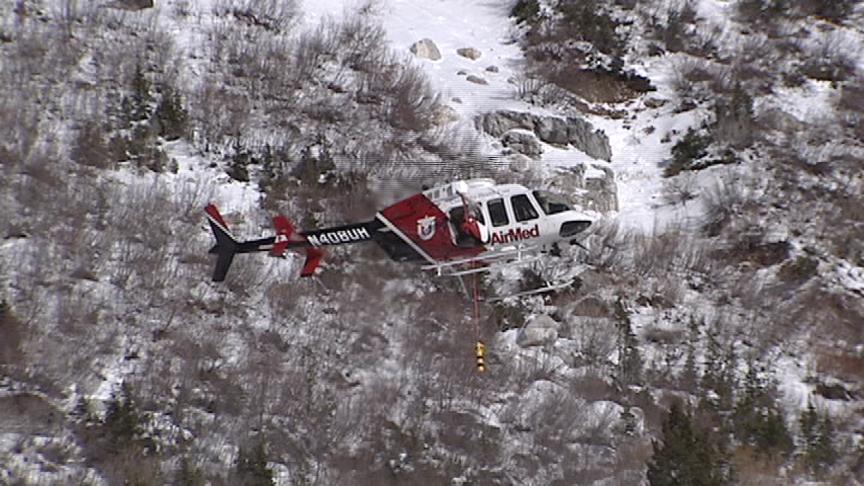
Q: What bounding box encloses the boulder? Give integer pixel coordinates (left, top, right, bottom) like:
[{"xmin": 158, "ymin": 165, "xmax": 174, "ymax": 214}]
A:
[
  {"xmin": 508, "ymin": 153, "xmax": 533, "ymax": 173},
  {"xmin": 486, "ymin": 65, "xmax": 500, "ymax": 73},
  {"xmin": 410, "ymin": 38, "xmax": 442, "ymax": 61},
  {"xmin": 584, "ymin": 164, "xmax": 619, "ymax": 212},
  {"xmin": 566, "ymin": 117, "xmax": 612, "ymax": 161},
  {"xmin": 474, "ymin": 110, "xmax": 536, "ymax": 137},
  {"xmin": 475, "ymin": 110, "xmax": 612, "ymax": 162},
  {"xmin": 432, "ymin": 105, "xmax": 459, "ymax": 125},
  {"xmin": 456, "ymin": 47, "xmax": 482, "ymax": 60},
  {"xmin": 517, "ymin": 314, "xmax": 559, "ymax": 347},
  {"xmin": 502, "ymin": 130, "xmax": 542, "ymax": 158},
  {"xmin": 106, "ymin": 0, "xmax": 154, "ymax": 10},
  {"xmin": 535, "ymin": 117, "xmax": 571, "ymax": 145},
  {"xmin": 466, "ymin": 75, "xmax": 488, "ymax": 85}
]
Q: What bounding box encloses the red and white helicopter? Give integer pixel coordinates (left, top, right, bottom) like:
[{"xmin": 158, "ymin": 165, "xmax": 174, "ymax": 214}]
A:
[{"xmin": 205, "ymin": 178, "xmax": 594, "ymax": 292}]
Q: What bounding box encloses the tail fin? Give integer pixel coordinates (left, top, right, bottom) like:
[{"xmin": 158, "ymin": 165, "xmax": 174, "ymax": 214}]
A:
[
  {"xmin": 205, "ymin": 204, "xmax": 239, "ymax": 282},
  {"xmin": 271, "ymin": 214, "xmax": 325, "ymax": 277}
]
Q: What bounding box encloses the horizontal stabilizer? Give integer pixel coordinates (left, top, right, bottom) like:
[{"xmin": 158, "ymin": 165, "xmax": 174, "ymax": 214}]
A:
[{"xmin": 205, "ymin": 204, "xmax": 239, "ymax": 282}]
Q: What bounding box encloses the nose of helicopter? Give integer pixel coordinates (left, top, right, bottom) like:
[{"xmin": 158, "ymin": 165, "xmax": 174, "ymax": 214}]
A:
[{"xmin": 559, "ymin": 219, "xmax": 592, "ymax": 238}]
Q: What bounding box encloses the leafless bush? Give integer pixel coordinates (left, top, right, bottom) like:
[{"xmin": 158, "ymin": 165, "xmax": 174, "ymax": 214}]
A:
[
  {"xmin": 513, "ymin": 72, "xmax": 551, "ymax": 102},
  {"xmin": 570, "ymin": 317, "xmax": 617, "ymax": 371},
  {"xmin": 579, "ymin": 219, "xmax": 628, "ymax": 270},
  {"xmin": 337, "ymin": 16, "xmax": 387, "ymax": 73},
  {"xmin": 292, "ymin": 20, "xmax": 340, "ymax": 85},
  {"xmin": 627, "ymin": 224, "xmax": 712, "ymax": 278},
  {"xmin": 213, "ymin": 0, "xmax": 299, "ymax": 34},
  {"xmin": 702, "ymin": 177, "xmax": 748, "ymax": 237},
  {"xmin": 661, "ymin": 172, "xmax": 699, "ymax": 206},
  {"xmin": 801, "ymin": 33, "xmax": 857, "ymax": 82}
]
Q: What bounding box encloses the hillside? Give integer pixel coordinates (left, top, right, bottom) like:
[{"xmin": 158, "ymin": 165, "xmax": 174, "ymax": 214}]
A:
[{"xmin": 1, "ymin": 0, "xmax": 863, "ymax": 484}]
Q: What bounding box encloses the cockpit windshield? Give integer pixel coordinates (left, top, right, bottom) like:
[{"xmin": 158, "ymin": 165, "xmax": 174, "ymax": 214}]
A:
[{"xmin": 533, "ymin": 191, "xmax": 571, "ymax": 215}]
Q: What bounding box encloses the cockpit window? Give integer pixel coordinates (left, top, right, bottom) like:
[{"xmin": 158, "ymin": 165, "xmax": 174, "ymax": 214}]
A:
[
  {"xmin": 487, "ymin": 199, "xmax": 509, "ymax": 227},
  {"xmin": 533, "ymin": 191, "xmax": 571, "ymax": 215},
  {"xmin": 511, "ymin": 194, "xmax": 539, "ymax": 222}
]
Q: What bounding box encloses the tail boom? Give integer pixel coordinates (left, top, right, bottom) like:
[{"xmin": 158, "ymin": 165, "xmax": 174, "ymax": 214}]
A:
[{"xmin": 205, "ymin": 204, "xmax": 375, "ymax": 282}]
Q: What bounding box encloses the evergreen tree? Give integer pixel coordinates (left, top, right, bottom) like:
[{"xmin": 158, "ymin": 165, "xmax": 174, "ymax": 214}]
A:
[
  {"xmin": 154, "ymin": 85, "xmax": 188, "ymax": 141},
  {"xmin": 714, "ymin": 83, "xmax": 754, "ymax": 149},
  {"xmin": 800, "ymin": 403, "xmax": 837, "ymax": 474},
  {"xmin": 613, "ymin": 298, "xmax": 642, "ymax": 388},
  {"xmin": 678, "ymin": 317, "xmax": 700, "ymax": 391},
  {"xmin": 647, "ymin": 402, "xmax": 732, "ymax": 486},
  {"xmin": 176, "ymin": 456, "xmax": 206, "ymax": 486},
  {"xmin": 227, "ymin": 139, "xmax": 253, "ymax": 183},
  {"xmin": 731, "ymin": 362, "xmax": 793, "ymax": 458},
  {"xmin": 234, "ymin": 439, "xmax": 274, "ymax": 486},
  {"xmin": 124, "ymin": 63, "xmax": 153, "ymax": 123},
  {"xmin": 700, "ymin": 334, "xmax": 735, "ymax": 413},
  {"xmin": 104, "ymin": 382, "xmax": 144, "ymax": 450}
]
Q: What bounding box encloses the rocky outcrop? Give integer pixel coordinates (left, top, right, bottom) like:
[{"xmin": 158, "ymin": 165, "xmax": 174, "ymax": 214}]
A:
[
  {"xmin": 106, "ymin": 0, "xmax": 154, "ymax": 10},
  {"xmin": 432, "ymin": 105, "xmax": 459, "ymax": 125},
  {"xmin": 546, "ymin": 164, "xmax": 619, "ymax": 213},
  {"xmin": 502, "ymin": 130, "xmax": 542, "ymax": 159},
  {"xmin": 517, "ymin": 314, "xmax": 559, "ymax": 347},
  {"xmin": 466, "ymin": 75, "xmax": 488, "ymax": 85},
  {"xmin": 584, "ymin": 164, "xmax": 618, "ymax": 213},
  {"xmin": 475, "ymin": 110, "xmax": 612, "ymax": 161},
  {"xmin": 508, "ymin": 153, "xmax": 533, "ymax": 172},
  {"xmin": 457, "ymin": 47, "xmax": 482, "ymax": 60},
  {"xmin": 410, "ymin": 38, "xmax": 442, "ymax": 61}
]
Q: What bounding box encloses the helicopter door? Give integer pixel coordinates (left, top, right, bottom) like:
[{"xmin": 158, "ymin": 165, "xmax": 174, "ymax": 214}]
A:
[
  {"xmin": 505, "ymin": 193, "xmax": 541, "ymax": 245},
  {"xmin": 448, "ymin": 206, "xmax": 488, "ymax": 247}
]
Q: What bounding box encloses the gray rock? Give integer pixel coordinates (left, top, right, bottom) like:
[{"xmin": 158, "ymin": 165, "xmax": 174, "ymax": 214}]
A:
[
  {"xmin": 502, "ymin": 130, "xmax": 543, "ymax": 159},
  {"xmin": 508, "ymin": 153, "xmax": 533, "ymax": 173},
  {"xmin": 475, "ymin": 110, "xmax": 612, "ymax": 162},
  {"xmin": 409, "ymin": 38, "xmax": 442, "ymax": 61},
  {"xmin": 517, "ymin": 314, "xmax": 559, "ymax": 347},
  {"xmin": 535, "ymin": 117, "xmax": 571, "ymax": 145},
  {"xmin": 457, "ymin": 47, "xmax": 482, "ymax": 60},
  {"xmin": 474, "ymin": 110, "xmax": 536, "ymax": 137},
  {"xmin": 466, "ymin": 75, "xmax": 488, "ymax": 85},
  {"xmin": 566, "ymin": 117, "xmax": 612, "ymax": 161},
  {"xmin": 486, "ymin": 65, "xmax": 499, "ymax": 73},
  {"xmin": 106, "ymin": 0, "xmax": 154, "ymax": 10},
  {"xmin": 432, "ymin": 105, "xmax": 459, "ymax": 125}
]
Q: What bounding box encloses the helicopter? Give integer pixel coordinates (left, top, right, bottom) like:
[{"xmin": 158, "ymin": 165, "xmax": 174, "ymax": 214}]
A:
[{"xmin": 205, "ymin": 178, "xmax": 594, "ymax": 288}]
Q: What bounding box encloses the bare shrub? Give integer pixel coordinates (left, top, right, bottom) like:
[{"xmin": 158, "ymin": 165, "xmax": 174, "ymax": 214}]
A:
[
  {"xmin": 70, "ymin": 121, "xmax": 113, "ymax": 169},
  {"xmin": 702, "ymin": 177, "xmax": 748, "ymax": 237},
  {"xmin": 292, "ymin": 20, "xmax": 340, "ymax": 85},
  {"xmin": 801, "ymin": 34, "xmax": 857, "ymax": 82},
  {"xmin": 213, "ymin": 0, "xmax": 299, "ymax": 34},
  {"xmin": 570, "ymin": 317, "xmax": 617, "ymax": 371},
  {"xmin": 662, "ymin": 172, "xmax": 699, "ymax": 206},
  {"xmin": 628, "ymin": 224, "xmax": 712, "ymax": 278}
]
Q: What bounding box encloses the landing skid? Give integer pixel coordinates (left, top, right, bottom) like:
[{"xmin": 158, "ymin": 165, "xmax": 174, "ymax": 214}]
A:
[
  {"xmin": 483, "ymin": 279, "xmax": 575, "ymax": 302},
  {"xmin": 422, "ymin": 244, "xmax": 544, "ymax": 277}
]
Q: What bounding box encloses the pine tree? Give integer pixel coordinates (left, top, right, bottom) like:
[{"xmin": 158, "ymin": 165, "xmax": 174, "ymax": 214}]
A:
[
  {"xmin": 124, "ymin": 63, "xmax": 153, "ymax": 123},
  {"xmin": 731, "ymin": 362, "xmax": 793, "ymax": 459},
  {"xmin": 104, "ymin": 382, "xmax": 143, "ymax": 450},
  {"xmin": 176, "ymin": 456, "xmax": 206, "ymax": 486},
  {"xmin": 801, "ymin": 404, "xmax": 837, "ymax": 474},
  {"xmin": 613, "ymin": 298, "xmax": 642, "ymax": 388},
  {"xmin": 234, "ymin": 439, "xmax": 274, "ymax": 486},
  {"xmin": 154, "ymin": 85, "xmax": 188, "ymax": 141},
  {"xmin": 647, "ymin": 402, "xmax": 732, "ymax": 486}
]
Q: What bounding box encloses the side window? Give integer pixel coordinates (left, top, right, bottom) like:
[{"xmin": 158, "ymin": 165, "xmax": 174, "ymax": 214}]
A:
[
  {"xmin": 511, "ymin": 194, "xmax": 538, "ymax": 222},
  {"xmin": 487, "ymin": 199, "xmax": 509, "ymax": 227}
]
